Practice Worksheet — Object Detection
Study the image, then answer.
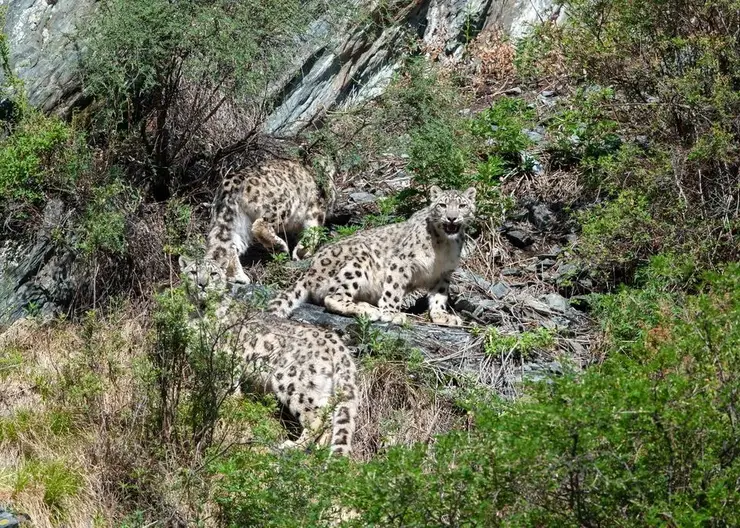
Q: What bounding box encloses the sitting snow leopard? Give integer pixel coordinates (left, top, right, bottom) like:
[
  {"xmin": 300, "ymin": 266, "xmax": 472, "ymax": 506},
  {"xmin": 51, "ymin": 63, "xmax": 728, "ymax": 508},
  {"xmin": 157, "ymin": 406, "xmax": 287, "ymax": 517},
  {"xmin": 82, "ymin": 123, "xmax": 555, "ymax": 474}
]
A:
[
  {"xmin": 205, "ymin": 157, "xmax": 335, "ymax": 284},
  {"xmin": 178, "ymin": 254, "xmax": 358, "ymax": 455},
  {"xmin": 269, "ymin": 186, "xmax": 476, "ymax": 326}
]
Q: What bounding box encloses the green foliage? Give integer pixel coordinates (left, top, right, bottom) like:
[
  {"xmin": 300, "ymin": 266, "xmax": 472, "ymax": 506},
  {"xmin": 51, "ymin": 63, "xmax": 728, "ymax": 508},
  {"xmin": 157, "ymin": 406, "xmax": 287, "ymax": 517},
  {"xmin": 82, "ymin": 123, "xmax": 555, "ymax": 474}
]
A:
[
  {"xmin": 213, "ymin": 265, "xmax": 740, "ymax": 526},
  {"xmin": 545, "ymin": 86, "xmax": 621, "ymax": 172},
  {"xmin": 151, "ymin": 284, "xmax": 248, "ymax": 450},
  {"xmin": 163, "ymin": 198, "xmax": 197, "ymax": 256},
  {"xmin": 577, "ymin": 190, "xmax": 657, "ymax": 274},
  {"xmin": 406, "ymin": 120, "xmax": 471, "ymax": 190},
  {"xmin": 299, "ymin": 226, "xmax": 330, "ymax": 256},
  {"xmin": 484, "ymin": 327, "xmax": 556, "ymax": 358},
  {"xmin": 0, "ymin": 111, "xmax": 89, "ymax": 227},
  {"xmin": 212, "ymin": 448, "xmax": 348, "ymax": 527},
  {"xmin": 81, "ymin": 0, "xmax": 349, "ymax": 199},
  {"xmin": 516, "ymin": 0, "xmax": 740, "ymax": 280},
  {"xmin": 15, "ymin": 459, "xmax": 83, "ymax": 517},
  {"xmin": 470, "ymin": 97, "xmax": 535, "ymax": 166},
  {"xmin": 77, "ymin": 177, "xmax": 138, "ymax": 256}
]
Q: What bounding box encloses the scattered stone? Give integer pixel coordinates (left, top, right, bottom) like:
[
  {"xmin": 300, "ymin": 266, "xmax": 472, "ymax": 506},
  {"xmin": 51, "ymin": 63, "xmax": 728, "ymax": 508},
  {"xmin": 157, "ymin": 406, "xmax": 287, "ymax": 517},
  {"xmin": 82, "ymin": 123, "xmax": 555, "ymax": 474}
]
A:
[
  {"xmin": 554, "ymin": 262, "xmax": 578, "ymax": 279},
  {"xmin": 523, "ymin": 298, "xmax": 554, "ymax": 315},
  {"xmin": 540, "ymin": 89, "xmax": 556, "ymax": 98},
  {"xmin": 501, "ymin": 267, "xmax": 522, "ymax": 277},
  {"xmin": 528, "ymin": 203, "xmax": 556, "ymax": 231},
  {"xmin": 563, "ymin": 233, "xmax": 578, "ymax": 245},
  {"xmin": 537, "ymin": 258, "xmax": 557, "ymax": 270},
  {"xmin": 490, "ymin": 282, "xmax": 511, "ymax": 299},
  {"xmin": 539, "ymin": 246, "xmax": 562, "ymax": 259},
  {"xmin": 505, "ymin": 86, "xmax": 523, "ymax": 95},
  {"xmin": 523, "ymin": 127, "xmax": 545, "ymax": 144},
  {"xmin": 635, "ymin": 135, "xmax": 650, "ymax": 149},
  {"xmin": 349, "ymin": 191, "xmax": 377, "ymax": 205},
  {"xmin": 542, "ymin": 292, "xmax": 570, "ymax": 313},
  {"xmin": 503, "ymin": 229, "xmax": 534, "ymax": 248},
  {"xmin": 538, "ymin": 92, "xmax": 558, "ymax": 107}
]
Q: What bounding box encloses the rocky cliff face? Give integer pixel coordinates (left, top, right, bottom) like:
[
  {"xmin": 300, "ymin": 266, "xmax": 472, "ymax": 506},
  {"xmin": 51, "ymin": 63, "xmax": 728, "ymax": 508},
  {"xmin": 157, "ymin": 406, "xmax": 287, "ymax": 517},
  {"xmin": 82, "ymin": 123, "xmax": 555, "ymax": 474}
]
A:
[
  {"xmin": 1, "ymin": 0, "xmax": 557, "ymax": 128},
  {"xmin": 0, "ymin": 0, "xmax": 96, "ymax": 117}
]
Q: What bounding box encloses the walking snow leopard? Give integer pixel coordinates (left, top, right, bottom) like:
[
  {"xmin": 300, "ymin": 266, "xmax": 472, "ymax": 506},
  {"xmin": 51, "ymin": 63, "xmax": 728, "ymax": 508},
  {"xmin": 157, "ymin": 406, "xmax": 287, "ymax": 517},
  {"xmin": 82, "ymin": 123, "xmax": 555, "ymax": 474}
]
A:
[
  {"xmin": 204, "ymin": 158, "xmax": 335, "ymax": 284},
  {"xmin": 179, "ymin": 255, "xmax": 357, "ymax": 455},
  {"xmin": 269, "ymin": 186, "xmax": 476, "ymax": 326}
]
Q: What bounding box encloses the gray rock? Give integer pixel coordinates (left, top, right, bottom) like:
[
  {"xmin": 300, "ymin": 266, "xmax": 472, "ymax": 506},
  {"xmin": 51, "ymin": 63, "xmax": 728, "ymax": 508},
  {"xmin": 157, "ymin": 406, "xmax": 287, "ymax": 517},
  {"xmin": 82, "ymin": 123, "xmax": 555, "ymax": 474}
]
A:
[
  {"xmin": 536, "ymin": 258, "xmax": 557, "ymax": 270},
  {"xmin": 528, "ymin": 203, "xmax": 556, "ymax": 231},
  {"xmin": 539, "ymin": 246, "xmax": 562, "ymax": 259},
  {"xmin": 349, "ymin": 191, "xmax": 377, "ymax": 205},
  {"xmin": 537, "ymin": 92, "xmax": 557, "ymax": 107},
  {"xmin": 490, "ymin": 282, "xmax": 511, "ymax": 299},
  {"xmin": 563, "ymin": 233, "xmax": 578, "ymax": 245},
  {"xmin": 0, "ymin": 200, "xmax": 79, "ymax": 326},
  {"xmin": 501, "ymin": 267, "xmax": 522, "ymax": 277},
  {"xmin": 1, "ymin": 0, "xmax": 558, "ymax": 134},
  {"xmin": 503, "ymin": 229, "xmax": 534, "ymax": 248},
  {"xmin": 542, "ymin": 292, "xmax": 570, "ymax": 313},
  {"xmin": 554, "ymin": 262, "xmax": 578, "ymax": 279},
  {"xmin": 523, "ymin": 128, "xmax": 544, "ymax": 143},
  {"xmin": 1, "ymin": 0, "xmax": 97, "ymax": 117}
]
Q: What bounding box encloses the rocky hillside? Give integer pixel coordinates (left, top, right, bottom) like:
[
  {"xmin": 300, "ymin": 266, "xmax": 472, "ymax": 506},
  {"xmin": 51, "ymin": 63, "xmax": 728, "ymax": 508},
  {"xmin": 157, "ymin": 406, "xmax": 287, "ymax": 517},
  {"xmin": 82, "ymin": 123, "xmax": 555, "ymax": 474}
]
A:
[{"xmin": 0, "ymin": 0, "xmax": 738, "ymax": 526}]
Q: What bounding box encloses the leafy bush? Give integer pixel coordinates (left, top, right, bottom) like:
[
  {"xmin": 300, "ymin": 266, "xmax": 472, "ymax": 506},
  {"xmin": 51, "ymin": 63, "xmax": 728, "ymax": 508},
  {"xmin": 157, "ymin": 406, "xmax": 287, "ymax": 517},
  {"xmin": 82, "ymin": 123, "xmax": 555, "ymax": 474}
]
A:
[
  {"xmin": 516, "ymin": 0, "xmax": 740, "ymax": 281},
  {"xmin": 213, "ymin": 265, "xmax": 739, "ymax": 526},
  {"xmin": 81, "ymin": 0, "xmax": 349, "ymax": 200},
  {"xmin": 77, "ymin": 177, "xmax": 139, "ymax": 256},
  {"xmin": 0, "ymin": 111, "xmax": 89, "ymax": 228}
]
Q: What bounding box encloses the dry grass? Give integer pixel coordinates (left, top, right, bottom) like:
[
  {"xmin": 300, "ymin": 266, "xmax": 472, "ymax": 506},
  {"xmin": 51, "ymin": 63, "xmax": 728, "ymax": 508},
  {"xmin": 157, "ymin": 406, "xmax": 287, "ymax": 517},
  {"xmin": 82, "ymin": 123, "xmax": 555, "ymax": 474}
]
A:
[
  {"xmin": 352, "ymin": 360, "xmax": 466, "ymax": 462},
  {"xmin": 0, "ymin": 314, "xmax": 152, "ymax": 526}
]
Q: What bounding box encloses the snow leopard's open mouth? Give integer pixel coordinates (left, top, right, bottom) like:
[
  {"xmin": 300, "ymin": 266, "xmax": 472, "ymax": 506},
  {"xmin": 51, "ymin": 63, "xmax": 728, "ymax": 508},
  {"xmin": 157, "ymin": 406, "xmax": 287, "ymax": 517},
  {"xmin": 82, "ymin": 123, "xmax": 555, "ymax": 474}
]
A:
[{"xmin": 443, "ymin": 223, "xmax": 460, "ymax": 235}]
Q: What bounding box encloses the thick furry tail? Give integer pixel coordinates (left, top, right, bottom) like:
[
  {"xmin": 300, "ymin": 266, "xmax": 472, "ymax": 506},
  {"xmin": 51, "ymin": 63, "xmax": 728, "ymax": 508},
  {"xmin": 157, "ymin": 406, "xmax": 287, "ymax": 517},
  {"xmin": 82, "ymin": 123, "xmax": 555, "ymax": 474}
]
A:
[
  {"xmin": 268, "ymin": 279, "xmax": 309, "ymax": 318},
  {"xmin": 330, "ymin": 347, "xmax": 358, "ymax": 456},
  {"xmin": 205, "ymin": 170, "xmax": 246, "ymax": 266}
]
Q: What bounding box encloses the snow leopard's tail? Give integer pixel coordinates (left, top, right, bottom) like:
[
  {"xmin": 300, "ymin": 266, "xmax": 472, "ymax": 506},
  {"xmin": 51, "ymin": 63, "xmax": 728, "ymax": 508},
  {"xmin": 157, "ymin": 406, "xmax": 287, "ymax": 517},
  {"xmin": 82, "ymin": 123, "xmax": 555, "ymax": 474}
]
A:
[
  {"xmin": 205, "ymin": 168, "xmax": 247, "ymax": 266},
  {"xmin": 329, "ymin": 345, "xmax": 358, "ymax": 456},
  {"xmin": 268, "ymin": 277, "xmax": 309, "ymax": 318}
]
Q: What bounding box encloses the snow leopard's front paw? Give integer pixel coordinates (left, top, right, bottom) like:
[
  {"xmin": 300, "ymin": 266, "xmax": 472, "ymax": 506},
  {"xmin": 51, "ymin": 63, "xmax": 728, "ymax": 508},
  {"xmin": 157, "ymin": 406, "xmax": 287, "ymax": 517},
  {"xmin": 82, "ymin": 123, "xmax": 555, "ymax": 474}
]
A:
[{"xmin": 429, "ymin": 309, "xmax": 463, "ymax": 327}]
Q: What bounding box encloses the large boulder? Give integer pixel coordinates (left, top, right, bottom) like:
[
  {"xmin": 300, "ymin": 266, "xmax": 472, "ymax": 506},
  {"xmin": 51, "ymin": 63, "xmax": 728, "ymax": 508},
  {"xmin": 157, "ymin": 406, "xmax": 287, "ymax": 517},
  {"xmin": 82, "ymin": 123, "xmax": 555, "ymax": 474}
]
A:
[{"xmin": 0, "ymin": 199, "xmax": 79, "ymax": 326}]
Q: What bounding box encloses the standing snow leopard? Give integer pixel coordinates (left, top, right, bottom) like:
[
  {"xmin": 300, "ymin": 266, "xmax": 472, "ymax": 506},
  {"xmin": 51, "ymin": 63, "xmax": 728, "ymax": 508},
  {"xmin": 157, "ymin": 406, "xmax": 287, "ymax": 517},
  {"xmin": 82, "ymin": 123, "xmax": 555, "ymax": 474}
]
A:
[
  {"xmin": 204, "ymin": 157, "xmax": 335, "ymax": 284},
  {"xmin": 269, "ymin": 186, "xmax": 476, "ymax": 326},
  {"xmin": 178, "ymin": 254, "xmax": 358, "ymax": 455}
]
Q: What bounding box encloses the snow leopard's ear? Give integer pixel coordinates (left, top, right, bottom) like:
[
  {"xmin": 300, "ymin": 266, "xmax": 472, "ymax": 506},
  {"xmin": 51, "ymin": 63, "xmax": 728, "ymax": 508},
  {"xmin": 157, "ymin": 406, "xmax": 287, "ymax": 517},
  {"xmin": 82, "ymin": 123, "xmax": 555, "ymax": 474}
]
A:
[
  {"xmin": 463, "ymin": 186, "xmax": 477, "ymax": 202},
  {"xmin": 429, "ymin": 185, "xmax": 443, "ymax": 201},
  {"xmin": 178, "ymin": 254, "xmax": 192, "ymax": 270}
]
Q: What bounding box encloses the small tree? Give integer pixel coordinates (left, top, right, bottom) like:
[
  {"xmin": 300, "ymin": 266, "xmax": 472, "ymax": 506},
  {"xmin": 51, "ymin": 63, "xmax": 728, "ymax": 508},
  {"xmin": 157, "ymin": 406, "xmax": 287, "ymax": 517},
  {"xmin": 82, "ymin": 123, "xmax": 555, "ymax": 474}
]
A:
[{"xmin": 81, "ymin": 0, "xmax": 350, "ymax": 200}]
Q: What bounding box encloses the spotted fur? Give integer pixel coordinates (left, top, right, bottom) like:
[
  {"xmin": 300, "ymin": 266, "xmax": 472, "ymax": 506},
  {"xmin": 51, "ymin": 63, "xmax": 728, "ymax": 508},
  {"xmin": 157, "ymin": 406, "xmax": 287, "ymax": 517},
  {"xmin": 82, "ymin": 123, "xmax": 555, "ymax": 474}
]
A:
[
  {"xmin": 179, "ymin": 255, "xmax": 357, "ymax": 455},
  {"xmin": 206, "ymin": 158, "xmax": 335, "ymax": 284},
  {"xmin": 268, "ymin": 186, "xmax": 476, "ymax": 326}
]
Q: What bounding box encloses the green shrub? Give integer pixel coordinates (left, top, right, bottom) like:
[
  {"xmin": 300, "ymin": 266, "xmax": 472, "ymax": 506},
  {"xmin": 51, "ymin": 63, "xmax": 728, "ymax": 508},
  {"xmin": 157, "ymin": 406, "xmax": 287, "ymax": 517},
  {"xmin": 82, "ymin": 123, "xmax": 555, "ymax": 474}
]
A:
[
  {"xmin": 516, "ymin": 0, "xmax": 740, "ymax": 280},
  {"xmin": 0, "ymin": 111, "xmax": 89, "ymax": 228},
  {"xmin": 81, "ymin": 0, "xmax": 350, "ymax": 200},
  {"xmin": 484, "ymin": 327, "xmax": 556, "ymax": 358},
  {"xmin": 77, "ymin": 177, "xmax": 139, "ymax": 257},
  {"xmin": 213, "ymin": 265, "xmax": 740, "ymax": 526},
  {"xmin": 470, "ymin": 97, "xmax": 535, "ymax": 166}
]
